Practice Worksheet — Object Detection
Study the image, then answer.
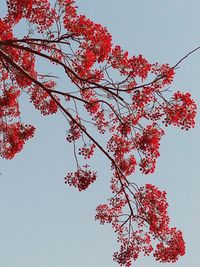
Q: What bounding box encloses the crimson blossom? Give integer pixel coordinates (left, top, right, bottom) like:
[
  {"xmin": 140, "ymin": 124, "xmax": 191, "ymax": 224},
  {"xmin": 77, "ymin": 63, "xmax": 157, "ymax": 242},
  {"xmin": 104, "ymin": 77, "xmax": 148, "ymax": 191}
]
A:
[{"xmin": 0, "ymin": 0, "xmax": 197, "ymax": 266}]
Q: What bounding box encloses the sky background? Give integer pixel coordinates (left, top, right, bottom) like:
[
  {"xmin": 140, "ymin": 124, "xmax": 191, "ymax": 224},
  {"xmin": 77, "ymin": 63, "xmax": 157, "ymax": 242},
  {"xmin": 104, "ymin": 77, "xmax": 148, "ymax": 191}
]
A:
[{"xmin": 0, "ymin": 0, "xmax": 200, "ymax": 267}]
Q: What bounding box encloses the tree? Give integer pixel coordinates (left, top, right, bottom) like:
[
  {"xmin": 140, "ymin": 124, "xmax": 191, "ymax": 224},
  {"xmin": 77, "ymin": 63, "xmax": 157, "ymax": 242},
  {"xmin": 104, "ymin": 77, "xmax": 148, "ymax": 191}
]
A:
[{"xmin": 0, "ymin": 0, "xmax": 197, "ymax": 266}]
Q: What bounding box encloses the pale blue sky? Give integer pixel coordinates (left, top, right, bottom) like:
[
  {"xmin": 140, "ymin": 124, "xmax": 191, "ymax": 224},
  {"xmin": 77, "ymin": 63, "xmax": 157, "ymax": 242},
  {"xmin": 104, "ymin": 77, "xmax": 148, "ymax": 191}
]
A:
[{"xmin": 0, "ymin": 1, "xmax": 200, "ymax": 267}]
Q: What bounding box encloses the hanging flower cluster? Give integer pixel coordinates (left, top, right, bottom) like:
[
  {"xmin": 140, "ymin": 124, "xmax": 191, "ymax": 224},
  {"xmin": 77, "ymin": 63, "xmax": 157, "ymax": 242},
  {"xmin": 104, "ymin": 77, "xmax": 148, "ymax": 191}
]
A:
[
  {"xmin": 96, "ymin": 184, "xmax": 185, "ymax": 266},
  {"xmin": 65, "ymin": 165, "xmax": 97, "ymax": 191}
]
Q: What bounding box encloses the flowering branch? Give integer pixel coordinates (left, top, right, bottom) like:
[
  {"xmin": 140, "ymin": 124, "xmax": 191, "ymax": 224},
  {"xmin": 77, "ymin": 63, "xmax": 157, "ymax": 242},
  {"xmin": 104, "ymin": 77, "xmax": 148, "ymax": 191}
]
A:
[{"xmin": 0, "ymin": 0, "xmax": 197, "ymax": 266}]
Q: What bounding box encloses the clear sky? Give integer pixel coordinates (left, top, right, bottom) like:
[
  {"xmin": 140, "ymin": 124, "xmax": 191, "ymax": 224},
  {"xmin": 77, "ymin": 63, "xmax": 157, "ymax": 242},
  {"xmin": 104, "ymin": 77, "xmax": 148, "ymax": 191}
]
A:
[{"xmin": 0, "ymin": 1, "xmax": 200, "ymax": 267}]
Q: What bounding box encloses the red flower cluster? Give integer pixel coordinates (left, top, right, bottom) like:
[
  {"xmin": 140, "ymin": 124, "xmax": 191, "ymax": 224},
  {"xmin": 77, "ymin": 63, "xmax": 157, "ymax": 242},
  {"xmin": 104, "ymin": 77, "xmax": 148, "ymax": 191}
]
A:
[
  {"xmin": 96, "ymin": 183, "xmax": 185, "ymax": 266},
  {"xmin": 6, "ymin": 0, "xmax": 55, "ymax": 30},
  {"xmin": 0, "ymin": 19, "xmax": 13, "ymax": 41},
  {"xmin": 62, "ymin": 0, "xmax": 112, "ymax": 79},
  {"xmin": 14, "ymin": 50, "xmax": 36, "ymax": 88},
  {"xmin": 163, "ymin": 91, "xmax": 196, "ymax": 130},
  {"xmin": 132, "ymin": 86, "xmax": 155, "ymax": 110},
  {"xmin": 95, "ymin": 194, "xmax": 127, "ymax": 225},
  {"xmin": 29, "ymin": 82, "xmax": 58, "ymax": 115},
  {"xmin": 118, "ymin": 155, "xmax": 137, "ymax": 176},
  {"xmin": 78, "ymin": 143, "xmax": 96, "ymax": 159},
  {"xmin": 152, "ymin": 63, "xmax": 175, "ymax": 86},
  {"xmin": 107, "ymin": 135, "xmax": 133, "ymax": 156},
  {"xmin": 154, "ymin": 228, "xmax": 185, "ymax": 263},
  {"xmin": 66, "ymin": 117, "xmax": 82, "ymax": 142},
  {"xmin": 109, "ymin": 45, "xmax": 152, "ymax": 80},
  {"xmin": 0, "ymin": 86, "xmax": 20, "ymax": 118},
  {"xmin": 65, "ymin": 165, "xmax": 97, "ymax": 191},
  {"xmin": 0, "ymin": 122, "xmax": 35, "ymax": 159},
  {"xmin": 95, "ymin": 190, "xmax": 154, "ymax": 266},
  {"xmin": 134, "ymin": 123, "xmax": 165, "ymax": 174},
  {"xmin": 135, "ymin": 184, "xmax": 170, "ymax": 233},
  {"xmin": 81, "ymin": 89, "xmax": 100, "ymax": 115},
  {"xmin": 113, "ymin": 230, "xmax": 153, "ymax": 267}
]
